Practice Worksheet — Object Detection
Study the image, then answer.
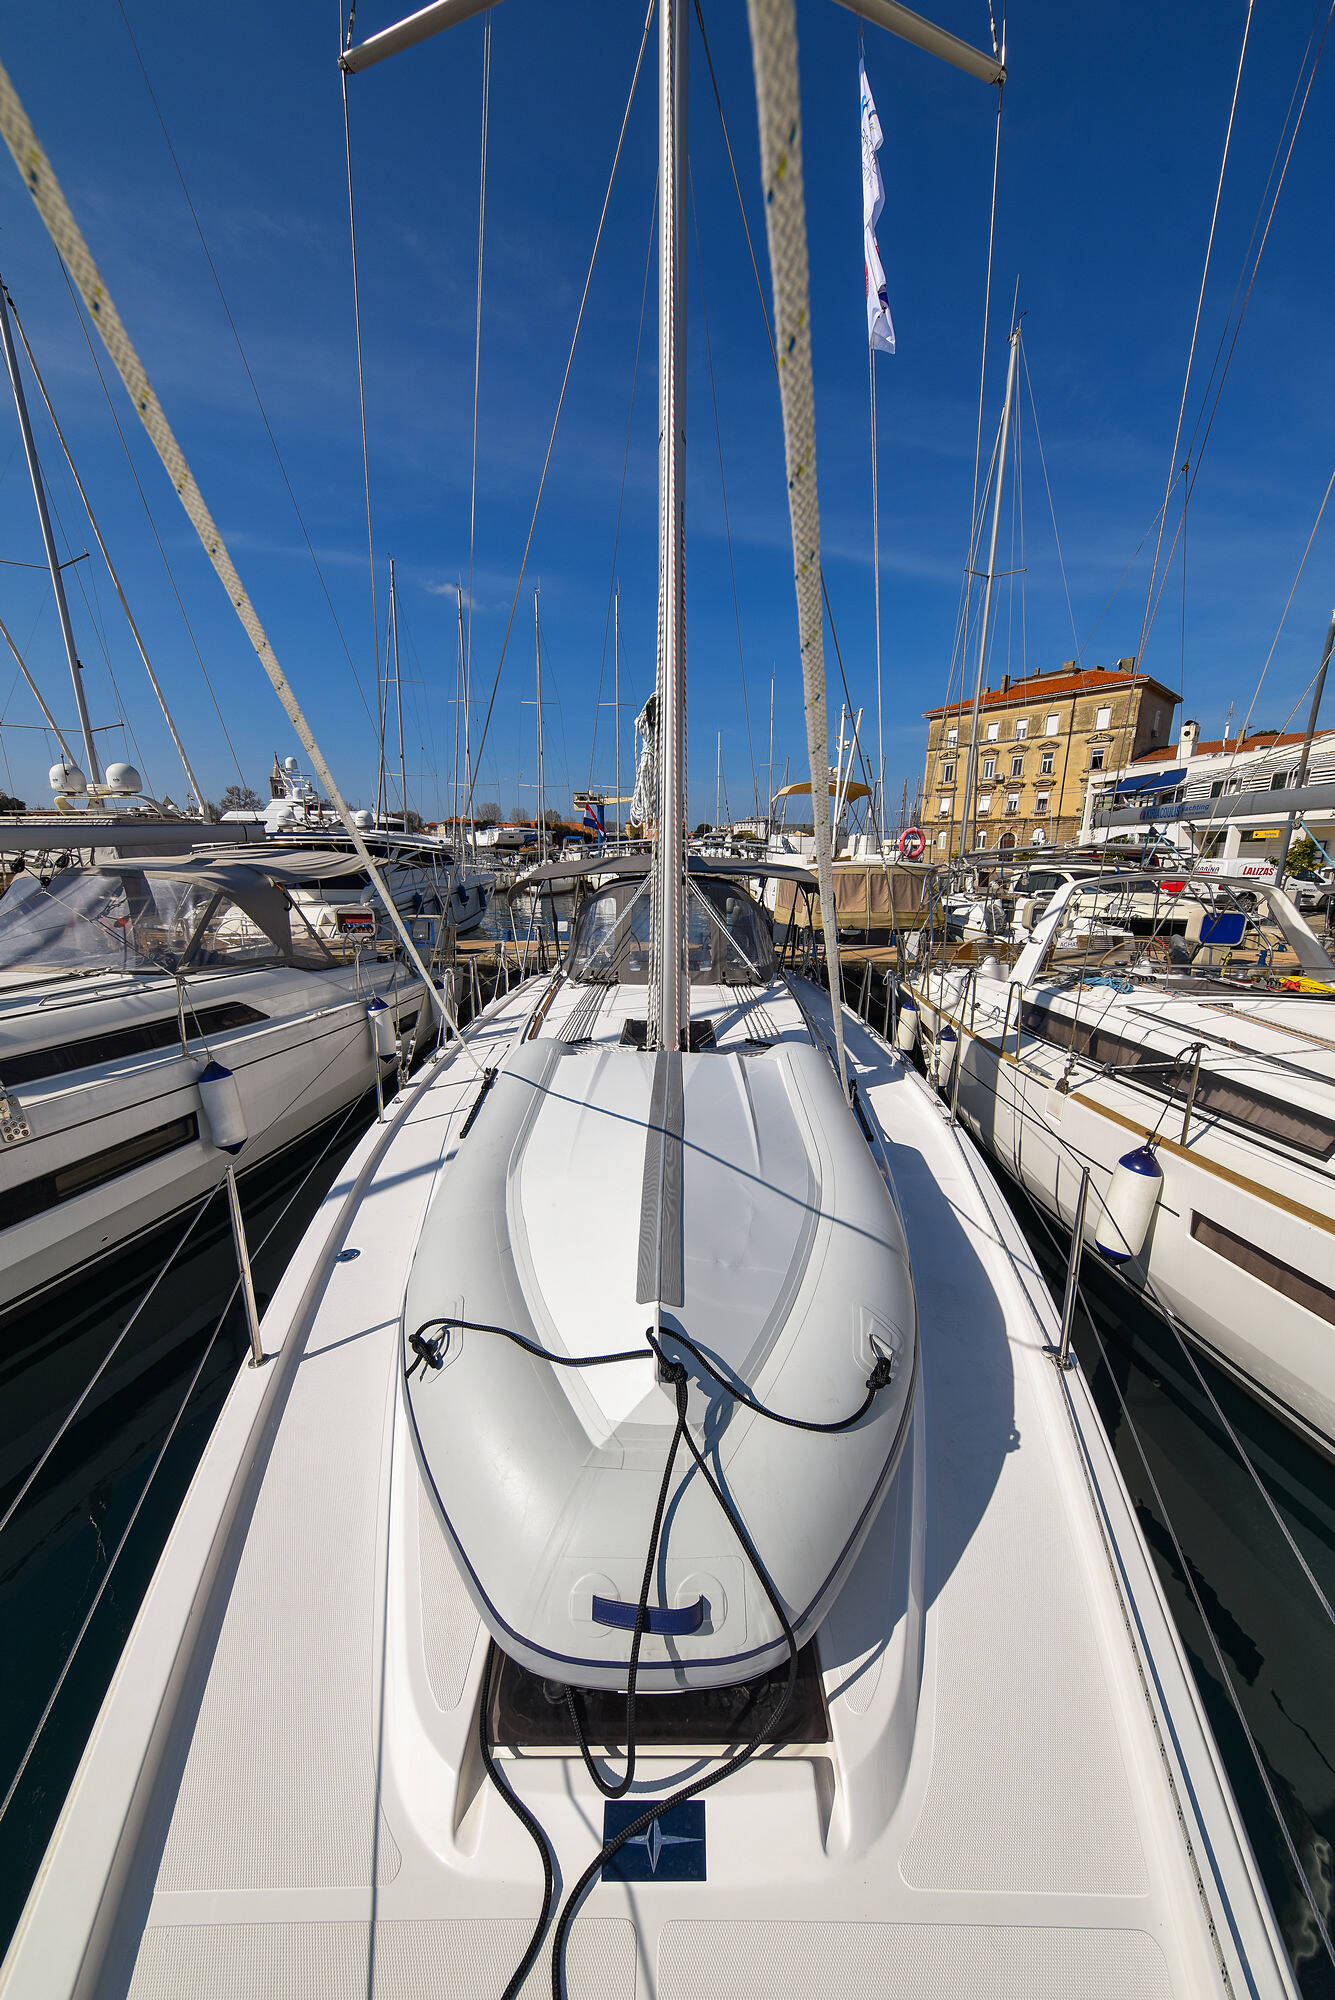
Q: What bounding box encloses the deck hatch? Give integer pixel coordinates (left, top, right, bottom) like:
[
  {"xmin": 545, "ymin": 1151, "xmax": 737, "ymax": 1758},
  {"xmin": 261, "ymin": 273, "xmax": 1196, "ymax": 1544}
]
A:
[{"xmin": 487, "ymin": 1638, "xmax": 830, "ymax": 1748}]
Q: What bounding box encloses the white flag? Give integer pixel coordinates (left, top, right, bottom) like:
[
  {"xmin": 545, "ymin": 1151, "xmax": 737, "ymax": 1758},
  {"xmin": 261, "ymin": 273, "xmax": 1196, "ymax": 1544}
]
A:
[{"xmin": 860, "ymin": 60, "xmax": 896, "ymax": 355}]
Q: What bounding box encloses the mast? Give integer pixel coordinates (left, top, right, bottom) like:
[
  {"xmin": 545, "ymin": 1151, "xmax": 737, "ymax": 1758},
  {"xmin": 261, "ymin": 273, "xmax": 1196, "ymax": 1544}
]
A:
[
  {"xmin": 452, "ymin": 582, "xmax": 463, "ymax": 837},
  {"xmin": 0, "ymin": 273, "xmax": 101, "ymax": 784},
  {"xmin": 1275, "ymin": 608, "xmax": 1335, "ymax": 880},
  {"xmin": 390, "ymin": 556, "xmax": 408, "ymax": 831},
  {"xmin": 11, "ymin": 303, "xmax": 206, "ymax": 814},
  {"xmin": 460, "ymin": 577, "xmax": 473, "ymax": 841},
  {"xmin": 958, "ymin": 323, "xmax": 1019, "ymax": 862},
  {"xmin": 534, "ymin": 587, "xmax": 545, "ymax": 860},
  {"xmin": 614, "ymin": 583, "xmax": 621, "ymax": 843},
  {"xmin": 767, "ymin": 665, "xmax": 775, "ymax": 835},
  {"xmin": 715, "ymin": 731, "xmax": 722, "ymax": 829},
  {"xmin": 651, "ymin": 0, "xmax": 688, "ymax": 1052}
]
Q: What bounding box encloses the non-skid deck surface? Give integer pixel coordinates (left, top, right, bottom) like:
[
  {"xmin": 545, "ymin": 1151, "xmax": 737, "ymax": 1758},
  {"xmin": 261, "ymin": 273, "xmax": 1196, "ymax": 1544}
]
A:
[{"xmin": 116, "ymin": 986, "xmax": 1218, "ymax": 1997}]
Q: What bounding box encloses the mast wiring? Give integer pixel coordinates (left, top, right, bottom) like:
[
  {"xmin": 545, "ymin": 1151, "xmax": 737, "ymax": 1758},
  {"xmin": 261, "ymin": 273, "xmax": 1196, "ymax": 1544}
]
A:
[
  {"xmin": 463, "ymin": 0, "xmax": 657, "ymax": 824},
  {"xmin": 690, "ymin": 172, "xmax": 761, "ymax": 818},
  {"xmin": 1135, "ymin": 0, "xmax": 1254, "ymax": 677}
]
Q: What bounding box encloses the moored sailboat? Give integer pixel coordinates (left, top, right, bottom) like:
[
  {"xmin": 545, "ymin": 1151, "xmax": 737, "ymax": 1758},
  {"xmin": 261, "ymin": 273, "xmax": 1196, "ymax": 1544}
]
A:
[{"xmin": 0, "ymin": 3, "xmax": 1311, "ymax": 1996}]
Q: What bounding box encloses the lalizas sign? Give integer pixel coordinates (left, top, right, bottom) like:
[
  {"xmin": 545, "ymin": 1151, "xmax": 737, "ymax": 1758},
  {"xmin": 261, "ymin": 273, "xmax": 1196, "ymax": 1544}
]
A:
[
  {"xmin": 1191, "ymin": 858, "xmax": 1278, "ymax": 882},
  {"xmin": 335, "ymin": 907, "xmax": 377, "ymax": 936}
]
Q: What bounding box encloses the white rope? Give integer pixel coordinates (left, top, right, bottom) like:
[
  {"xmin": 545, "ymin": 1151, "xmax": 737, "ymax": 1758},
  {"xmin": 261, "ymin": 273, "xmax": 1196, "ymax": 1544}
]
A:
[
  {"xmin": 746, "ymin": 0, "xmax": 848, "ymax": 1097},
  {"xmin": 0, "ymin": 54, "xmax": 476, "ymax": 1058}
]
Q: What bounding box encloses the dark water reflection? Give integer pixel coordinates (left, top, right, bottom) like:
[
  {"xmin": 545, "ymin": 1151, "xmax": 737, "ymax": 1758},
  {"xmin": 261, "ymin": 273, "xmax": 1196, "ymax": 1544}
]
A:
[
  {"xmin": 0, "ymin": 1095, "xmax": 375, "ymax": 1954},
  {"xmin": 998, "ymin": 1174, "xmax": 1335, "ymax": 1998}
]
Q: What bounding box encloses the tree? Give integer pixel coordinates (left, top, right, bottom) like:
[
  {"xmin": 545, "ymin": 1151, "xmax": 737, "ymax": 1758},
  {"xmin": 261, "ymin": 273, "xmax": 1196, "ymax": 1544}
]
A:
[
  {"xmin": 475, "ymin": 802, "xmax": 501, "ymax": 825},
  {"xmin": 693, "ymin": 822, "xmax": 714, "ymax": 839},
  {"xmin": 219, "ymin": 783, "xmax": 263, "ymax": 814},
  {"xmin": 0, "ymin": 792, "xmax": 26, "ymax": 814},
  {"xmin": 1284, "ymin": 835, "xmax": 1324, "ymax": 878}
]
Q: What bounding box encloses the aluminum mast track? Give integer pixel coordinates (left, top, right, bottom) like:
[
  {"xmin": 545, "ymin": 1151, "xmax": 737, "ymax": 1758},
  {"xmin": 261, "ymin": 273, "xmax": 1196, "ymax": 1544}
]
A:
[{"xmin": 0, "ymin": 57, "xmax": 457, "ymax": 1031}]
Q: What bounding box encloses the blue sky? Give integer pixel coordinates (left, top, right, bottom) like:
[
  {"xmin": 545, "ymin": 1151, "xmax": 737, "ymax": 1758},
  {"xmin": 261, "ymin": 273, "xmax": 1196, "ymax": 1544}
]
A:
[{"xmin": 0, "ymin": 0, "xmax": 1332, "ymax": 825}]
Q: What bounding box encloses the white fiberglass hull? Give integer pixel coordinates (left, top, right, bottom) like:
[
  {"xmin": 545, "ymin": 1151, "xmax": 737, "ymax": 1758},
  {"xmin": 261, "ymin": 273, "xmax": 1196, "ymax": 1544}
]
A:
[
  {"xmin": 0, "ymin": 973, "xmax": 1296, "ymax": 1999},
  {"xmin": 0, "ymin": 961, "xmax": 430, "ymax": 1319},
  {"xmin": 910, "ymin": 970, "xmax": 1335, "ymax": 1458}
]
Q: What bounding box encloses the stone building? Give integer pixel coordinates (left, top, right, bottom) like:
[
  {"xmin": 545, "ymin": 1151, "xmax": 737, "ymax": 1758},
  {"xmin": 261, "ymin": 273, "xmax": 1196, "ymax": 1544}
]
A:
[{"xmin": 919, "ymin": 659, "xmax": 1181, "ymax": 856}]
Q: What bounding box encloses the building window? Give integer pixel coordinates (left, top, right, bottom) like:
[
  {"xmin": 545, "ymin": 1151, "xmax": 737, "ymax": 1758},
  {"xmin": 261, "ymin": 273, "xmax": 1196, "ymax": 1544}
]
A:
[
  {"xmin": 1209, "ymin": 779, "xmax": 1224, "ymax": 798},
  {"xmin": 1090, "ymin": 747, "xmax": 1106, "ymax": 770},
  {"xmin": 1015, "ymin": 718, "xmax": 1029, "ymax": 739},
  {"xmin": 982, "ymin": 756, "xmax": 996, "ymax": 780},
  {"xmin": 1006, "ymin": 792, "xmax": 1020, "ymax": 815},
  {"xmin": 936, "ymin": 830, "xmax": 948, "ymax": 848},
  {"xmin": 1010, "ymin": 754, "xmax": 1024, "ymax": 778},
  {"xmin": 1039, "ymin": 749, "xmax": 1055, "ymax": 775},
  {"xmin": 978, "ymin": 793, "xmax": 992, "ymax": 815},
  {"xmin": 976, "ymin": 831, "xmax": 987, "ymax": 849},
  {"xmin": 1269, "ymin": 768, "xmax": 1299, "ymax": 790},
  {"xmin": 986, "ymin": 722, "xmax": 1000, "ymax": 742},
  {"xmin": 938, "ymin": 795, "xmax": 953, "ymax": 816},
  {"xmin": 1035, "ymin": 792, "xmax": 1050, "ymax": 815},
  {"xmin": 1045, "ymin": 715, "xmax": 1060, "ymax": 736},
  {"xmin": 946, "ymin": 727, "xmax": 958, "ymax": 748},
  {"xmin": 941, "ymin": 760, "xmax": 956, "ymax": 781},
  {"xmin": 1153, "ymin": 708, "xmax": 1162, "ymax": 734},
  {"xmin": 1095, "ymin": 705, "xmax": 1112, "ymax": 730}
]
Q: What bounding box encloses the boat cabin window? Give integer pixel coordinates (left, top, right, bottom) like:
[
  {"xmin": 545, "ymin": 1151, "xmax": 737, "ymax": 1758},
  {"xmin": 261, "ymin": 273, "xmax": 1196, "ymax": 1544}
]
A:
[
  {"xmin": 568, "ymin": 875, "xmax": 776, "ymax": 985},
  {"xmin": 183, "ymin": 893, "xmax": 286, "ymax": 970},
  {"xmin": 0, "ymin": 869, "xmax": 217, "ymax": 975}
]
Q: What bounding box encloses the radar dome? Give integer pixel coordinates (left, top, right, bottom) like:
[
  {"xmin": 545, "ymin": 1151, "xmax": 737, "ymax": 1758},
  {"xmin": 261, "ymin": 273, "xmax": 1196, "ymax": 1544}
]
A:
[
  {"xmin": 284, "ymin": 756, "xmax": 300, "ymax": 774},
  {"xmin": 104, "ymin": 763, "xmax": 142, "ymax": 796},
  {"xmin": 352, "ymin": 809, "xmax": 373, "ymax": 829},
  {"xmin": 49, "ymin": 761, "xmax": 86, "ymax": 795}
]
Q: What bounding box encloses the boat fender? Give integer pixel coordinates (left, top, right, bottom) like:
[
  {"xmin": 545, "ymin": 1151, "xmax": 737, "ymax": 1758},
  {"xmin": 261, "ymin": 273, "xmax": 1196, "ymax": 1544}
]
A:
[
  {"xmin": 894, "ymin": 998, "xmax": 919, "ymax": 1054},
  {"xmin": 196, "ymin": 1058, "xmax": 246, "ymax": 1154},
  {"xmin": 933, "ymin": 1023, "xmax": 958, "ymax": 1088},
  {"xmin": 1095, "ymin": 1144, "xmax": 1162, "ymax": 1262},
  {"xmin": 366, "ymin": 995, "xmax": 397, "ymax": 1060}
]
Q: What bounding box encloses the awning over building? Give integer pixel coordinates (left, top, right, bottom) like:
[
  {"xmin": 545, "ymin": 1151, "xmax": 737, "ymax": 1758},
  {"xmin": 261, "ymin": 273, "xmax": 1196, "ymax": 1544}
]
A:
[{"xmin": 1108, "ymin": 766, "xmax": 1186, "ymax": 798}]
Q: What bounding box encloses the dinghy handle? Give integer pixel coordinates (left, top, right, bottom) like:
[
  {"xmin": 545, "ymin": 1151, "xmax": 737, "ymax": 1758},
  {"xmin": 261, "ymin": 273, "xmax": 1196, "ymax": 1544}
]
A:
[{"xmin": 592, "ymin": 1594, "xmax": 705, "ymax": 1636}]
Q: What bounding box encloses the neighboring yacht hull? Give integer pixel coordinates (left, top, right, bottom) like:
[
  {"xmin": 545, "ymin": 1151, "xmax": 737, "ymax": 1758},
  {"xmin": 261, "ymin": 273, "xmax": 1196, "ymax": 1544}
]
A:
[
  {"xmin": 0, "ymin": 974, "xmax": 1296, "ymax": 1999},
  {"xmin": 909, "ymin": 969, "xmax": 1335, "ymax": 1458},
  {"xmin": 0, "ymin": 961, "xmax": 430, "ymax": 1321}
]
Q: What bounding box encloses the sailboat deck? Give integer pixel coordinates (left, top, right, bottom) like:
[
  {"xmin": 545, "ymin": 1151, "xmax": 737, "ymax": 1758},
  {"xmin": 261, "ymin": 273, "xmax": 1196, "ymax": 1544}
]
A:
[{"xmin": 2, "ymin": 976, "xmax": 1292, "ymax": 1998}]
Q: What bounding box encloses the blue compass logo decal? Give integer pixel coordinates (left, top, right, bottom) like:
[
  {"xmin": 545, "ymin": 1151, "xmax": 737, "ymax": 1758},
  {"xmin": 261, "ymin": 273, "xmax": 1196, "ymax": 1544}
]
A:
[{"xmin": 602, "ymin": 1800, "xmax": 706, "ymax": 1882}]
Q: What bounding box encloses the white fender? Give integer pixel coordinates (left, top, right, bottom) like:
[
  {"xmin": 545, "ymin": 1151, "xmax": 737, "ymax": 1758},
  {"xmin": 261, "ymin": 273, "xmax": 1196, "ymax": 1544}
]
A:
[
  {"xmin": 197, "ymin": 1058, "xmax": 247, "ymax": 1154},
  {"xmin": 894, "ymin": 999, "xmax": 919, "ymax": 1054},
  {"xmin": 1095, "ymin": 1144, "xmax": 1163, "ymax": 1262},
  {"xmin": 366, "ymin": 996, "xmax": 397, "ymax": 1060}
]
